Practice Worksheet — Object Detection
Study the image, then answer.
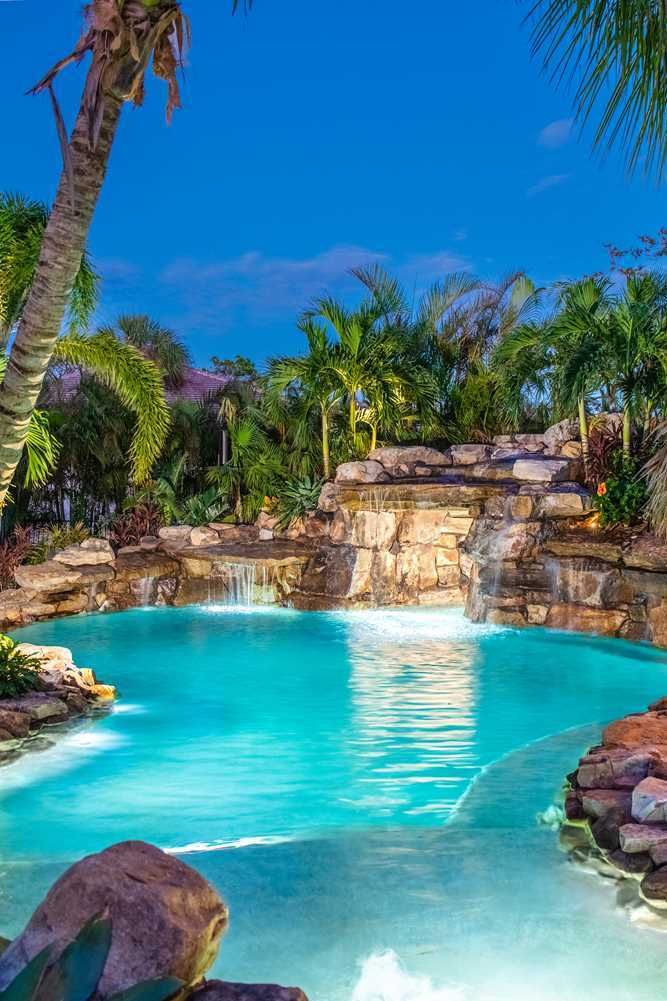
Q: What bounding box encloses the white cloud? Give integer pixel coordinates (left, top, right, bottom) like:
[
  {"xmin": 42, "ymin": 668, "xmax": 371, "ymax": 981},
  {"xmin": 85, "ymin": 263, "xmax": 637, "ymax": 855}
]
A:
[
  {"xmin": 159, "ymin": 244, "xmax": 471, "ymax": 331},
  {"xmin": 538, "ymin": 118, "xmax": 573, "ymax": 149},
  {"xmin": 526, "ymin": 173, "xmax": 571, "ymax": 198}
]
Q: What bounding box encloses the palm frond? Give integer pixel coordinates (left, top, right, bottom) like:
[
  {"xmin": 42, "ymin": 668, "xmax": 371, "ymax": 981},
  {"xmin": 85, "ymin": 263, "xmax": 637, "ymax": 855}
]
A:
[
  {"xmin": 527, "ymin": 0, "xmax": 667, "ymax": 179},
  {"xmin": 53, "ymin": 330, "xmax": 171, "ymax": 483}
]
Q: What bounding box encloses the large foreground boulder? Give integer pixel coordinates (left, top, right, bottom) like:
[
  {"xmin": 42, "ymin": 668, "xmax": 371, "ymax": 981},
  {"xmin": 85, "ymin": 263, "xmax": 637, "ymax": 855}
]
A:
[
  {"xmin": 193, "ymin": 983, "xmax": 308, "ymax": 1001},
  {"xmin": 0, "ymin": 841, "xmax": 228, "ymax": 998}
]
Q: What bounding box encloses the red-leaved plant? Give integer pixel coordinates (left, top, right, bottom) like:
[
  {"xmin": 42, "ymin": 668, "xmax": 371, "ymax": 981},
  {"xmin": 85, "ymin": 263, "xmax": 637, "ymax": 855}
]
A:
[
  {"xmin": 0, "ymin": 527, "xmax": 33, "ymax": 590},
  {"xmin": 109, "ymin": 503, "xmax": 163, "ymax": 550}
]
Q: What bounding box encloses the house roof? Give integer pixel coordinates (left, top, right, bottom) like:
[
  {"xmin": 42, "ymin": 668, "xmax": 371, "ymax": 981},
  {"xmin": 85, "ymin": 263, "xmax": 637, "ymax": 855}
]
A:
[{"xmin": 46, "ymin": 366, "xmax": 235, "ymax": 406}]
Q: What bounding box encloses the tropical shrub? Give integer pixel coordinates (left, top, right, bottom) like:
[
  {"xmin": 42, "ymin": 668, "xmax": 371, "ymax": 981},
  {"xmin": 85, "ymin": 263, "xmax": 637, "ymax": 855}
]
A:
[
  {"xmin": 109, "ymin": 503, "xmax": 163, "ymax": 549},
  {"xmin": 0, "ymin": 913, "xmax": 181, "ymax": 1001},
  {"xmin": 27, "ymin": 522, "xmax": 89, "ymax": 565},
  {"xmin": 0, "ymin": 527, "xmax": 33, "ymax": 589},
  {"xmin": 0, "ymin": 635, "xmax": 41, "ymax": 698},
  {"xmin": 594, "ymin": 454, "xmax": 648, "ymax": 527},
  {"xmin": 179, "ymin": 488, "xmax": 228, "ymax": 527},
  {"xmin": 274, "ymin": 475, "xmax": 324, "ymax": 530}
]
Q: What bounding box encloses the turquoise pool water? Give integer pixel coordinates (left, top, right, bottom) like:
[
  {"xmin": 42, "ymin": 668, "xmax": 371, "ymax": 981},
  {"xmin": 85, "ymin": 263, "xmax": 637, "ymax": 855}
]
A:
[{"xmin": 2, "ymin": 606, "xmax": 667, "ymax": 999}]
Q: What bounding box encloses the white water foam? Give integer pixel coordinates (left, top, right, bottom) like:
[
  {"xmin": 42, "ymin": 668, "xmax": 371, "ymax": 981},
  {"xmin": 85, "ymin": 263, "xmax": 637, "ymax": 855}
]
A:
[
  {"xmin": 351, "ymin": 952, "xmax": 465, "ymax": 1001},
  {"xmin": 165, "ymin": 834, "xmax": 294, "ymax": 855},
  {"xmin": 0, "ymin": 729, "xmax": 126, "ymax": 794}
]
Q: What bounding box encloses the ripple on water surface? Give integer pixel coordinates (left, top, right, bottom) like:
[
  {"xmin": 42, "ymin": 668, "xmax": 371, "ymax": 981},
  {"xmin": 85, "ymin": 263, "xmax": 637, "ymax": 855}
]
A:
[{"xmin": 2, "ymin": 607, "xmax": 667, "ymax": 999}]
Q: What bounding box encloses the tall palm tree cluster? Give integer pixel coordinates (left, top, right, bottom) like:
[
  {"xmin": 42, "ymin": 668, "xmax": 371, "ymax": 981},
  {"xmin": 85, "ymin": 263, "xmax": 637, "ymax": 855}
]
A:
[
  {"xmin": 0, "ymin": 0, "xmax": 664, "ymax": 538},
  {"xmin": 5, "ymin": 181, "xmax": 667, "ymax": 535}
]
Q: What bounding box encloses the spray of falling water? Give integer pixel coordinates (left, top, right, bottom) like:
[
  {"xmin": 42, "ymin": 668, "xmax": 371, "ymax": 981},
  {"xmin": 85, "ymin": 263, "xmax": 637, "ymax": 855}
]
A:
[{"xmin": 351, "ymin": 952, "xmax": 465, "ymax": 1001}]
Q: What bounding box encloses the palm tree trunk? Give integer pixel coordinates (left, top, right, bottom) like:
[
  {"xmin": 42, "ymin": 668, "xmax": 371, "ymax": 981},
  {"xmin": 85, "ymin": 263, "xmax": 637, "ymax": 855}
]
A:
[
  {"xmin": 0, "ymin": 88, "xmax": 123, "ymax": 506},
  {"xmin": 349, "ymin": 394, "xmax": 356, "ymax": 437},
  {"xmin": 643, "ymin": 400, "xmax": 653, "ymax": 440},
  {"xmin": 321, "ymin": 406, "xmax": 331, "ymax": 480},
  {"xmin": 622, "ymin": 407, "xmax": 632, "ymax": 459},
  {"xmin": 577, "ymin": 396, "xmax": 590, "ymax": 479},
  {"xmin": 370, "ymin": 424, "xmax": 377, "ymax": 451}
]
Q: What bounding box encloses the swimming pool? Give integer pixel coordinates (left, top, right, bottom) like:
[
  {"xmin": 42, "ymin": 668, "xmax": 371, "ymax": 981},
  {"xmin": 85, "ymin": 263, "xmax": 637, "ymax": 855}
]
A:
[{"xmin": 2, "ymin": 606, "xmax": 667, "ymax": 999}]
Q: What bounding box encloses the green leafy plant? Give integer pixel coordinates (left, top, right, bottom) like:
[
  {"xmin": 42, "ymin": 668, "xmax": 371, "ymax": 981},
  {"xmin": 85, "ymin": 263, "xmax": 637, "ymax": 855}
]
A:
[
  {"xmin": 27, "ymin": 522, "xmax": 90, "ymax": 565},
  {"xmin": 0, "ymin": 914, "xmax": 181, "ymax": 1001},
  {"xmin": 0, "ymin": 635, "xmax": 41, "ymax": 698},
  {"xmin": 274, "ymin": 475, "xmax": 324, "ymax": 530},
  {"xmin": 594, "ymin": 453, "xmax": 648, "ymax": 527},
  {"xmin": 179, "ymin": 488, "xmax": 228, "ymax": 527}
]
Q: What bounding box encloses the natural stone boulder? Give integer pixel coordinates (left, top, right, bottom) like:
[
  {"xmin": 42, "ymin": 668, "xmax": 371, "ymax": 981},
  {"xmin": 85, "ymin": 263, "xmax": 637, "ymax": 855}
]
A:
[
  {"xmin": 640, "ymin": 868, "xmax": 667, "ymax": 908},
  {"xmin": 0, "ymin": 693, "xmax": 68, "ymax": 722},
  {"xmin": 193, "ymin": 984, "xmax": 309, "ymax": 1001},
  {"xmin": 603, "ymin": 711, "xmax": 667, "ymax": 754},
  {"xmin": 139, "ymin": 535, "xmax": 161, "ymax": 550},
  {"xmin": 632, "ymin": 777, "xmax": 667, "ymax": 822},
  {"xmin": 545, "ymin": 603, "xmax": 627, "ymax": 637},
  {"xmin": 533, "ymin": 490, "xmax": 590, "ymax": 518},
  {"xmin": 448, "ymin": 443, "xmax": 493, "ymax": 466},
  {"xmin": 14, "ymin": 561, "xmax": 83, "ymax": 593},
  {"xmin": 159, "ymin": 526, "xmax": 194, "ymax": 551},
  {"xmin": 511, "ymin": 458, "xmax": 575, "ymax": 483},
  {"xmin": 623, "ymin": 535, "xmax": 667, "ymax": 572},
  {"xmin": 317, "ymin": 482, "xmax": 339, "ymax": 513},
  {"xmin": 15, "ymin": 643, "xmax": 73, "ymax": 671},
  {"xmin": 619, "ymin": 823, "xmax": 667, "ymax": 853},
  {"xmin": 53, "ymin": 539, "xmax": 114, "ymax": 566},
  {"xmin": 190, "ymin": 526, "xmax": 220, "ymax": 548},
  {"xmin": 608, "ymin": 849, "xmax": 653, "ymax": 874},
  {"xmin": 560, "ymin": 440, "xmax": 582, "ymax": 459},
  {"xmin": 334, "ymin": 461, "xmax": 390, "ymax": 484},
  {"xmin": 591, "ymin": 808, "xmax": 627, "ymax": 850},
  {"xmin": 543, "ymin": 418, "xmax": 579, "ymax": 454},
  {"xmin": 368, "ymin": 446, "xmax": 450, "ymax": 476},
  {"xmin": 0, "ymin": 841, "xmax": 228, "ymax": 998},
  {"xmin": 581, "ymin": 788, "xmax": 632, "ymax": 820},
  {"xmin": 0, "ymin": 708, "xmax": 30, "ymax": 738},
  {"xmin": 577, "ymin": 748, "xmax": 657, "ymax": 790}
]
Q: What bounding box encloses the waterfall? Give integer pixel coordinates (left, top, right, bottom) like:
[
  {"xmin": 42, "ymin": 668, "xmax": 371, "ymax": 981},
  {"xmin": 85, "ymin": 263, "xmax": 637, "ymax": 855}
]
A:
[
  {"xmin": 87, "ymin": 582, "xmax": 98, "ymax": 612},
  {"xmin": 135, "ymin": 576, "xmax": 157, "ymax": 606},
  {"xmin": 207, "ymin": 561, "xmax": 274, "ymax": 607}
]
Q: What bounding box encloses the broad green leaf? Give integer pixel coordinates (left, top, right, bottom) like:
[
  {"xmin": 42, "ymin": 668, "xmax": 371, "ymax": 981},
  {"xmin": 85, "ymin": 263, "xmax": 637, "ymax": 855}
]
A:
[
  {"xmin": 108, "ymin": 976, "xmax": 183, "ymax": 1001},
  {"xmin": 57, "ymin": 916, "xmax": 112, "ymax": 1001},
  {"xmin": 0, "ymin": 947, "xmax": 52, "ymax": 1001}
]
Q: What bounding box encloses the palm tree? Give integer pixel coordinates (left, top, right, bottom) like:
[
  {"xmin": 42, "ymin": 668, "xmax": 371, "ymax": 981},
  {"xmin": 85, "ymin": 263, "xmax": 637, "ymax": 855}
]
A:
[
  {"xmin": 115, "ymin": 314, "xmax": 191, "ymax": 388},
  {"xmin": 527, "ymin": 0, "xmax": 667, "ymax": 179},
  {"xmin": 265, "ymin": 317, "xmax": 343, "ymax": 478},
  {"xmin": 598, "ymin": 273, "xmax": 667, "ymax": 456},
  {"xmin": 310, "ymin": 287, "xmax": 439, "ymax": 451},
  {"xmin": 0, "ymin": 0, "xmax": 247, "ymax": 507},
  {"xmin": 207, "ymin": 415, "xmax": 283, "ymax": 522},
  {"xmin": 1, "ymin": 329, "xmax": 170, "ymax": 499},
  {"xmin": 0, "ymin": 193, "xmax": 97, "ymax": 349},
  {"xmin": 549, "ymin": 278, "xmax": 613, "ymax": 477}
]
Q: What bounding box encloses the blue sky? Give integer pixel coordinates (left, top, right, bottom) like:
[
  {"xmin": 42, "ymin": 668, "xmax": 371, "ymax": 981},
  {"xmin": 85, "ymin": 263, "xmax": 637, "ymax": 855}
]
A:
[{"xmin": 1, "ymin": 1, "xmax": 664, "ymax": 366}]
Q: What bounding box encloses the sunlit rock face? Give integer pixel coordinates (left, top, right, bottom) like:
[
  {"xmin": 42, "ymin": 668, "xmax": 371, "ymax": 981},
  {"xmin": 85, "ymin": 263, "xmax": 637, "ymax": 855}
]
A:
[
  {"xmin": 294, "ymin": 438, "xmax": 667, "ymax": 647},
  {"xmin": 562, "ymin": 698, "xmax": 667, "ymax": 921}
]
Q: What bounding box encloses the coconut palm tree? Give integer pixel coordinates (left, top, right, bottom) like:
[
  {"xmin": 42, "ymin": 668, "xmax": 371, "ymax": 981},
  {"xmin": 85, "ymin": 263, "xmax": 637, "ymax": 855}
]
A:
[
  {"xmin": 527, "ymin": 0, "xmax": 667, "ymax": 179},
  {"xmin": 0, "ymin": 0, "xmax": 248, "ymax": 507},
  {"xmin": 0, "ymin": 193, "xmax": 97, "ymax": 349},
  {"xmin": 1, "ymin": 328, "xmax": 170, "ymax": 500}
]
